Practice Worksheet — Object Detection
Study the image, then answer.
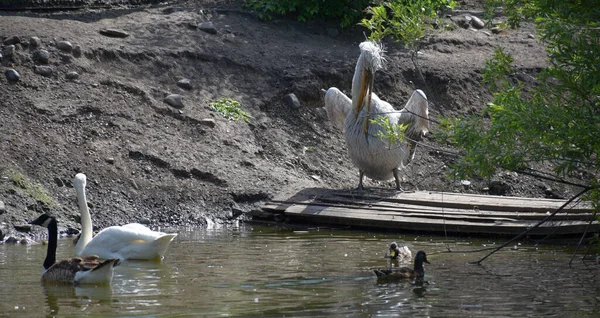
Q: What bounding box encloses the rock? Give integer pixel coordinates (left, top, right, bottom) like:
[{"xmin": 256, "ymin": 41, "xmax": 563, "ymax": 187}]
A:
[
  {"xmin": 326, "ymin": 28, "xmax": 339, "ymax": 37},
  {"xmin": 460, "ymin": 180, "xmax": 471, "ymax": 190},
  {"xmin": 200, "ymin": 118, "xmax": 216, "ymax": 128},
  {"xmin": 198, "ymin": 22, "xmax": 217, "ymax": 35},
  {"xmin": 0, "ymin": 52, "xmax": 2, "ymax": 62},
  {"xmin": 65, "ymin": 71, "xmax": 79, "ymax": 80},
  {"xmin": 0, "ymin": 201, "xmax": 5, "ymax": 214},
  {"xmin": 106, "ymin": 157, "xmax": 115, "ymax": 164},
  {"xmin": 527, "ymin": 33, "xmax": 535, "ymax": 39},
  {"xmin": 3, "ymin": 35, "xmax": 20, "ymax": 45},
  {"xmin": 14, "ymin": 224, "xmax": 32, "ymax": 232},
  {"xmin": 29, "ymin": 36, "xmax": 41, "ymax": 48},
  {"xmin": 3, "ymin": 45, "xmax": 15, "ymax": 58},
  {"xmin": 162, "ymin": 7, "xmax": 185, "ymax": 14},
  {"xmin": 4, "ymin": 236, "xmax": 19, "ymax": 244},
  {"xmin": 99, "ymin": 29, "xmax": 130, "ymax": 38},
  {"xmin": 488, "ymin": 180, "xmax": 510, "ymax": 196},
  {"xmin": 164, "ymin": 94, "xmax": 184, "ymax": 108},
  {"xmin": 138, "ymin": 217, "xmax": 151, "ymax": 225},
  {"xmin": 73, "ymin": 45, "xmax": 82, "ymax": 58},
  {"xmin": 34, "ymin": 65, "xmax": 53, "ymax": 77},
  {"xmin": 33, "ymin": 49, "xmax": 50, "ymax": 64},
  {"xmin": 5, "ymin": 68, "xmax": 20, "ymax": 82},
  {"xmin": 283, "ymin": 93, "xmax": 301, "ymax": 109},
  {"xmin": 177, "ymin": 78, "xmax": 193, "ymax": 90},
  {"xmin": 56, "ymin": 40, "xmax": 73, "ymax": 52},
  {"xmin": 470, "ymin": 16, "xmax": 485, "ymax": 29},
  {"xmin": 491, "ymin": 27, "xmax": 502, "ymax": 34},
  {"xmin": 54, "ymin": 177, "xmax": 64, "ymax": 187}
]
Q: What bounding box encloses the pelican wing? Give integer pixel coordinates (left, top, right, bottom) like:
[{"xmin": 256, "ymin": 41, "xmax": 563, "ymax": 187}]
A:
[
  {"xmin": 397, "ymin": 89, "xmax": 429, "ymax": 136},
  {"xmin": 324, "ymin": 87, "xmax": 352, "ymax": 132}
]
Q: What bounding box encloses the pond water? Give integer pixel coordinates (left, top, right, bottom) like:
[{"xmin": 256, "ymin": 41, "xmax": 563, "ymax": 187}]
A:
[{"xmin": 1, "ymin": 224, "xmax": 598, "ymax": 317}]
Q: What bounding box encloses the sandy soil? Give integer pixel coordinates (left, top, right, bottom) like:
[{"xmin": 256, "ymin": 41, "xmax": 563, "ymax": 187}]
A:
[{"xmin": 0, "ymin": 0, "xmax": 575, "ymax": 240}]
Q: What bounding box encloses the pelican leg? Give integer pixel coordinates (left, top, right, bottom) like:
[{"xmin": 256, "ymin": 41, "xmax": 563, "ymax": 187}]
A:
[
  {"xmin": 357, "ymin": 170, "xmax": 365, "ymax": 191},
  {"xmin": 393, "ymin": 168, "xmax": 403, "ymax": 191}
]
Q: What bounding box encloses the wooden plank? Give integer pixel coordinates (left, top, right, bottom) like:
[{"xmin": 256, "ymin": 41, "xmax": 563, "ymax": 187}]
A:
[
  {"xmin": 281, "ymin": 202, "xmax": 595, "ymax": 223},
  {"xmin": 282, "ymin": 204, "xmax": 598, "ymax": 236},
  {"xmin": 329, "ymin": 190, "xmax": 592, "ymax": 213}
]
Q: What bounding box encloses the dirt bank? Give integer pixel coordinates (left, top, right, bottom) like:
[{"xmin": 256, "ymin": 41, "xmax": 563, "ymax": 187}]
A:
[{"xmin": 0, "ymin": 0, "xmax": 573, "ymax": 241}]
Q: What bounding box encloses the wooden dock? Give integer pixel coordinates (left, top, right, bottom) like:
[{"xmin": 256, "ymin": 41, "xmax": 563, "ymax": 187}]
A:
[{"xmin": 257, "ymin": 188, "xmax": 599, "ymax": 236}]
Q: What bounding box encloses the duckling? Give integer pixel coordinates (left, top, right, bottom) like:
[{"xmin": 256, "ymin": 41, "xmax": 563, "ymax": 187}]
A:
[
  {"xmin": 385, "ymin": 242, "xmax": 412, "ymax": 261},
  {"xmin": 374, "ymin": 250, "xmax": 429, "ymax": 283},
  {"xmin": 29, "ymin": 213, "xmax": 120, "ymax": 285}
]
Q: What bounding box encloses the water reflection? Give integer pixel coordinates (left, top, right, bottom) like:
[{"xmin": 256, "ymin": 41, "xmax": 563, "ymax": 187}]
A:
[{"xmin": 1, "ymin": 225, "xmax": 598, "ymax": 317}]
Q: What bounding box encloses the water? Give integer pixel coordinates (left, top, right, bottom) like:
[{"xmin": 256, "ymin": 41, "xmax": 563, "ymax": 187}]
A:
[{"xmin": 1, "ymin": 224, "xmax": 598, "ymax": 317}]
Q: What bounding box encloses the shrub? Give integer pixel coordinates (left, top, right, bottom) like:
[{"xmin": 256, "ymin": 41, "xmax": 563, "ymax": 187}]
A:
[{"xmin": 243, "ymin": 0, "xmax": 373, "ymax": 28}]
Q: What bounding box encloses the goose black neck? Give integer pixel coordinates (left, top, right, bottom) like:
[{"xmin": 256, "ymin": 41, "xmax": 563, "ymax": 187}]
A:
[{"xmin": 44, "ymin": 218, "xmax": 58, "ymax": 270}]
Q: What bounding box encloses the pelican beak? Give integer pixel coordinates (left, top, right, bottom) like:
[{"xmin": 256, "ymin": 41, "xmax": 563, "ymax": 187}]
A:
[{"xmin": 355, "ymin": 69, "xmax": 374, "ymax": 135}]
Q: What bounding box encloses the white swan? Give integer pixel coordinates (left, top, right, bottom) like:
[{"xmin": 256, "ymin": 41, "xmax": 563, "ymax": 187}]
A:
[
  {"xmin": 324, "ymin": 41, "xmax": 429, "ymax": 190},
  {"xmin": 29, "ymin": 213, "xmax": 120, "ymax": 284},
  {"xmin": 74, "ymin": 173, "xmax": 177, "ymax": 261}
]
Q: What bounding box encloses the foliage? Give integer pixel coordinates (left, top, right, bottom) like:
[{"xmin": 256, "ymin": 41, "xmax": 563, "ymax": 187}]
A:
[
  {"xmin": 370, "ymin": 115, "xmax": 408, "ymax": 148},
  {"xmin": 360, "ymin": 0, "xmax": 457, "ymax": 48},
  {"xmin": 8, "ymin": 170, "xmax": 55, "ymax": 207},
  {"xmin": 243, "ymin": 0, "xmax": 372, "ymax": 28},
  {"xmin": 210, "ymin": 98, "xmax": 252, "ymax": 122},
  {"xmin": 437, "ymin": 0, "xmax": 600, "ymax": 217}
]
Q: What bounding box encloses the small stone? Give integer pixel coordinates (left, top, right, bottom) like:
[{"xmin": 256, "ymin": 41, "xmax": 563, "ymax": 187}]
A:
[
  {"xmin": 198, "ymin": 22, "xmax": 217, "ymax": 35},
  {"xmin": 0, "ymin": 52, "xmax": 2, "ymax": 62},
  {"xmin": 5, "ymin": 68, "xmax": 20, "ymax": 82},
  {"xmin": 34, "ymin": 65, "xmax": 53, "ymax": 77},
  {"xmin": 164, "ymin": 94, "xmax": 184, "ymax": 108},
  {"xmin": 0, "ymin": 201, "xmax": 5, "ymax": 214},
  {"xmin": 200, "ymin": 118, "xmax": 216, "ymax": 128},
  {"xmin": 5, "ymin": 236, "xmax": 18, "ymax": 244},
  {"xmin": 138, "ymin": 217, "xmax": 151, "ymax": 225},
  {"xmin": 3, "ymin": 45, "xmax": 15, "ymax": 58},
  {"xmin": 65, "ymin": 71, "xmax": 79, "ymax": 80},
  {"xmin": 460, "ymin": 180, "xmax": 471, "ymax": 190},
  {"xmin": 29, "ymin": 36, "xmax": 41, "ymax": 48},
  {"xmin": 14, "ymin": 224, "xmax": 32, "ymax": 232},
  {"xmin": 177, "ymin": 78, "xmax": 193, "ymax": 90},
  {"xmin": 488, "ymin": 180, "xmax": 510, "ymax": 196},
  {"xmin": 491, "ymin": 27, "xmax": 502, "ymax": 34},
  {"xmin": 33, "ymin": 49, "xmax": 50, "ymax": 64},
  {"xmin": 99, "ymin": 29, "xmax": 130, "ymax": 38},
  {"xmin": 106, "ymin": 157, "xmax": 115, "ymax": 164},
  {"xmin": 3, "ymin": 35, "xmax": 20, "ymax": 45},
  {"xmin": 56, "ymin": 40, "xmax": 73, "ymax": 52},
  {"xmin": 283, "ymin": 93, "xmax": 301, "ymax": 109},
  {"xmin": 527, "ymin": 33, "xmax": 535, "ymax": 39},
  {"xmin": 73, "ymin": 45, "xmax": 82, "ymax": 58},
  {"xmin": 326, "ymin": 28, "xmax": 339, "ymax": 37},
  {"xmin": 54, "ymin": 177, "xmax": 65, "ymax": 187},
  {"xmin": 470, "ymin": 16, "xmax": 485, "ymax": 29}
]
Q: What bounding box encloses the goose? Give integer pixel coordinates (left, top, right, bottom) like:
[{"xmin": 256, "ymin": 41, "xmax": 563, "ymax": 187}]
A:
[
  {"xmin": 324, "ymin": 41, "xmax": 429, "ymax": 190},
  {"xmin": 73, "ymin": 173, "xmax": 177, "ymax": 261},
  {"xmin": 374, "ymin": 250, "xmax": 430, "ymax": 283},
  {"xmin": 29, "ymin": 213, "xmax": 120, "ymax": 285},
  {"xmin": 386, "ymin": 241, "xmax": 412, "ymax": 261}
]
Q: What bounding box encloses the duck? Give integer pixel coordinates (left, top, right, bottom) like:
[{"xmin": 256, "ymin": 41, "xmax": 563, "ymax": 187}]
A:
[
  {"xmin": 29, "ymin": 213, "xmax": 120, "ymax": 285},
  {"xmin": 73, "ymin": 173, "xmax": 177, "ymax": 261},
  {"xmin": 374, "ymin": 250, "xmax": 430, "ymax": 283},
  {"xmin": 386, "ymin": 242, "xmax": 412, "ymax": 261}
]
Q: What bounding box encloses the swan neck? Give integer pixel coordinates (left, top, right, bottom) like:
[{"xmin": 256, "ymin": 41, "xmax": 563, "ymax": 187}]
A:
[
  {"xmin": 75, "ymin": 184, "xmax": 93, "ymax": 255},
  {"xmin": 44, "ymin": 218, "xmax": 58, "ymax": 270}
]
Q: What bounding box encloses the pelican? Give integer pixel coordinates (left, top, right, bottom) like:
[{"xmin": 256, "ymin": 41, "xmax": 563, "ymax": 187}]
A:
[
  {"xmin": 74, "ymin": 173, "xmax": 177, "ymax": 261},
  {"xmin": 324, "ymin": 41, "xmax": 429, "ymax": 190}
]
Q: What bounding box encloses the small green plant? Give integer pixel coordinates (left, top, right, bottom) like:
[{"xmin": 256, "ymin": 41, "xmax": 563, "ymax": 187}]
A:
[
  {"xmin": 370, "ymin": 115, "xmax": 409, "ymax": 148},
  {"xmin": 210, "ymin": 98, "xmax": 252, "ymax": 122},
  {"xmin": 9, "ymin": 170, "xmax": 55, "ymax": 207}
]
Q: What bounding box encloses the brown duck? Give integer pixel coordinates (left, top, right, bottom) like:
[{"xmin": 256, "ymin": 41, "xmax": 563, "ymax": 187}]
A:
[{"xmin": 374, "ymin": 250, "xmax": 429, "ymax": 282}]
